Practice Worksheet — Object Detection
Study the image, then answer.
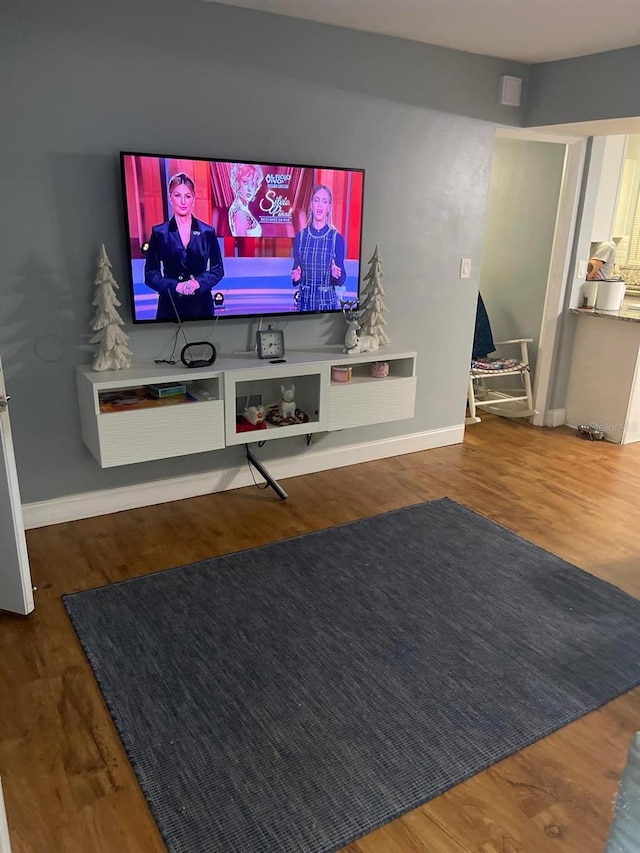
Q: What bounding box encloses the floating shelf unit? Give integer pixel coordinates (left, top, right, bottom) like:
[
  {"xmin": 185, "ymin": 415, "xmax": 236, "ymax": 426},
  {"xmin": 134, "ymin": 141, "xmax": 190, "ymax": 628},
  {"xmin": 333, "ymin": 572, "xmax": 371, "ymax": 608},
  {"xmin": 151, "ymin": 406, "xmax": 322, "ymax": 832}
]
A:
[{"xmin": 76, "ymin": 347, "xmax": 417, "ymax": 468}]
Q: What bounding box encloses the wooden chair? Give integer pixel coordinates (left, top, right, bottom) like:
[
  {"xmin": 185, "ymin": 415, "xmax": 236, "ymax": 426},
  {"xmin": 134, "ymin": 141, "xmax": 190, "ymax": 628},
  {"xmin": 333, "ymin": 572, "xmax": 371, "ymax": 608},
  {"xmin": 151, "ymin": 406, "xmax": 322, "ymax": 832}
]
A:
[{"xmin": 466, "ymin": 338, "xmax": 536, "ymax": 425}]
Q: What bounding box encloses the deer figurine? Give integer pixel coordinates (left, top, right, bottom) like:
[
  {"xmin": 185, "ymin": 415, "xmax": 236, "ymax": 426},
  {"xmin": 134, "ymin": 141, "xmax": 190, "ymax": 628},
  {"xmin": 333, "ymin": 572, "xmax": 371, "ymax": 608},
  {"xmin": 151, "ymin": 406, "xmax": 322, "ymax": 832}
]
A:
[
  {"xmin": 341, "ymin": 300, "xmax": 361, "ymax": 353},
  {"xmin": 341, "ymin": 299, "xmax": 380, "ymax": 354}
]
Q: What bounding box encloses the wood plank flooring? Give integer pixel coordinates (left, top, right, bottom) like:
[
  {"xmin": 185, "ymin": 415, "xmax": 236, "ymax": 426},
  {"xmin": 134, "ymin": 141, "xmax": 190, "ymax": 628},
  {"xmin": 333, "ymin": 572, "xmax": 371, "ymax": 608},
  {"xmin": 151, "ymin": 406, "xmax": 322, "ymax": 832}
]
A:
[{"xmin": 1, "ymin": 416, "xmax": 639, "ymax": 852}]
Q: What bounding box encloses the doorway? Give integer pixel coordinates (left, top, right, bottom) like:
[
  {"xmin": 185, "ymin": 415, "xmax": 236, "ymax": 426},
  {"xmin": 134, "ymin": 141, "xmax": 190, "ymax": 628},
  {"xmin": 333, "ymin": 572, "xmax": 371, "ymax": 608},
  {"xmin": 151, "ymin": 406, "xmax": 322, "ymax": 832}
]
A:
[{"xmin": 476, "ymin": 128, "xmax": 586, "ymax": 426}]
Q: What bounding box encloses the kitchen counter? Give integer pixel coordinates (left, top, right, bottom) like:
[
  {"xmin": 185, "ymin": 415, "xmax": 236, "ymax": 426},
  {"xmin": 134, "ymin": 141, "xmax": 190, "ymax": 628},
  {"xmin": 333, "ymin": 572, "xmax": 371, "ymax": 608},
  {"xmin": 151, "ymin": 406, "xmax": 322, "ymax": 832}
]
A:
[
  {"xmin": 565, "ymin": 300, "xmax": 640, "ymax": 444},
  {"xmin": 569, "ymin": 296, "xmax": 640, "ymax": 323}
]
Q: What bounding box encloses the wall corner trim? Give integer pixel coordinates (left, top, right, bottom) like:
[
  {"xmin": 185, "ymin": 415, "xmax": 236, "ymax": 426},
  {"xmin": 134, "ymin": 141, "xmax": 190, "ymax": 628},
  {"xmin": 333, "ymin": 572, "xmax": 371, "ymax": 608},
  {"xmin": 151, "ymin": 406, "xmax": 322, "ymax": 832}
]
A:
[
  {"xmin": 543, "ymin": 408, "xmax": 567, "ymax": 428},
  {"xmin": 23, "ymin": 426, "xmax": 464, "ymax": 529}
]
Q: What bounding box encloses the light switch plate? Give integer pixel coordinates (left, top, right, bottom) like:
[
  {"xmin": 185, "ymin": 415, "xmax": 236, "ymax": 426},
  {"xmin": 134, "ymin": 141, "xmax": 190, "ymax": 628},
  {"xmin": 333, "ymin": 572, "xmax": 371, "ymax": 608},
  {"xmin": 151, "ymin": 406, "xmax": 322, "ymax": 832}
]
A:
[
  {"xmin": 577, "ymin": 260, "xmax": 588, "ymax": 279},
  {"xmin": 460, "ymin": 258, "xmax": 471, "ymax": 279}
]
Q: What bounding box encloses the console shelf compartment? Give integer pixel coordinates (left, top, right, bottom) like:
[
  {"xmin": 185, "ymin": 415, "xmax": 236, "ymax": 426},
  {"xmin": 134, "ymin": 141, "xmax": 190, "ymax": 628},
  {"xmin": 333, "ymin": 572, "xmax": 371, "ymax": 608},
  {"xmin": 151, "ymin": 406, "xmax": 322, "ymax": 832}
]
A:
[
  {"xmin": 328, "ymin": 354, "xmax": 416, "ymax": 431},
  {"xmin": 77, "ymin": 366, "xmax": 224, "ymax": 467},
  {"xmin": 224, "ymin": 363, "xmax": 329, "ymax": 446},
  {"xmin": 76, "ymin": 348, "xmax": 417, "ymax": 467}
]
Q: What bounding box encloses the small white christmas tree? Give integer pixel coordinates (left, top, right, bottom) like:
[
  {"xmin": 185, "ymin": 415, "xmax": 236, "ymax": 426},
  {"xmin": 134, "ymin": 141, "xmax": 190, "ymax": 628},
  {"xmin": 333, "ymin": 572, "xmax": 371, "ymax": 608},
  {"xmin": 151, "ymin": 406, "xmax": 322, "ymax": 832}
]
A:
[
  {"xmin": 90, "ymin": 244, "xmax": 133, "ymax": 371},
  {"xmin": 359, "ymin": 245, "xmax": 391, "ymax": 346}
]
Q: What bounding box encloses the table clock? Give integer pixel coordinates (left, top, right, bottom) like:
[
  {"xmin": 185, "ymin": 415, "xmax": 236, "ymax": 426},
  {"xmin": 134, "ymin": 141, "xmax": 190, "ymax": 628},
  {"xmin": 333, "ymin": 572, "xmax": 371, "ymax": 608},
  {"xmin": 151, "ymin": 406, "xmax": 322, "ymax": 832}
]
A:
[{"xmin": 256, "ymin": 327, "xmax": 285, "ymax": 359}]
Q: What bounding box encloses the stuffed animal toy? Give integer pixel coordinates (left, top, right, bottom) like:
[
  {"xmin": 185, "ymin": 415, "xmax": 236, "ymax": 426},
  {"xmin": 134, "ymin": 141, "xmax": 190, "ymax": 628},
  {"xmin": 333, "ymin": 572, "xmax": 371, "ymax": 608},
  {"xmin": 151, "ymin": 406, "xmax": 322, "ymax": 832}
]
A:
[{"xmin": 243, "ymin": 404, "xmax": 266, "ymax": 425}]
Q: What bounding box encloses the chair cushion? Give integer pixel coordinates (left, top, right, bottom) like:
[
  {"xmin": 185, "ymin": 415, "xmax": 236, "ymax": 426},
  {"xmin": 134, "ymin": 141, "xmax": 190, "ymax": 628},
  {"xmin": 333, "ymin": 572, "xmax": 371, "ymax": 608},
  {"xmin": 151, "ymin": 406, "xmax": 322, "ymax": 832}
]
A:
[
  {"xmin": 471, "ymin": 358, "xmax": 527, "ymax": 375},
  {"xmin": 606, "ymin": 732, "xmax": 640, "ymax": 852}
]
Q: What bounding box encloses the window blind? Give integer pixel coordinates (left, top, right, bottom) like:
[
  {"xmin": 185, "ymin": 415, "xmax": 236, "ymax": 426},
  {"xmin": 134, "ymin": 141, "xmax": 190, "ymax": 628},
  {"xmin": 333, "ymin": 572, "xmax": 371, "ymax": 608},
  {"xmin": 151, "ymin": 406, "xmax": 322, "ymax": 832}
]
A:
[{"xmin": 627, "ymin": 188, "xmax": 640, "ymax": 268}]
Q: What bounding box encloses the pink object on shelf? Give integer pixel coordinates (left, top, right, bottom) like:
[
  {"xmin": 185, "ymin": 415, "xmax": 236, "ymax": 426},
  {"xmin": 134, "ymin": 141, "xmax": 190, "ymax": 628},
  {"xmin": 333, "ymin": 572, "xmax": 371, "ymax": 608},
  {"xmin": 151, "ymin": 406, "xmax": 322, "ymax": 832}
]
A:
[
  {"xmin": 331, "ymin": 365, "xmax": 352, "ymax": 383},
  {"xmin": 371, "ymin": 361, "xmax": 389, "ymax": 378}
]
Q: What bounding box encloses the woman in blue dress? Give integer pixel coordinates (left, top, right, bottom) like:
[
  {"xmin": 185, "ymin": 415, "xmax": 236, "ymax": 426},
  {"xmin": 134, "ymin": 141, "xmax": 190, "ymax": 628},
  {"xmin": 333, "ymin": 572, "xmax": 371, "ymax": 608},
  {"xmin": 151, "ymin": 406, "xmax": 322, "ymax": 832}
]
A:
[{"xmin": 291, "ymin": 184, "xmax": 346, "ymax": 312}]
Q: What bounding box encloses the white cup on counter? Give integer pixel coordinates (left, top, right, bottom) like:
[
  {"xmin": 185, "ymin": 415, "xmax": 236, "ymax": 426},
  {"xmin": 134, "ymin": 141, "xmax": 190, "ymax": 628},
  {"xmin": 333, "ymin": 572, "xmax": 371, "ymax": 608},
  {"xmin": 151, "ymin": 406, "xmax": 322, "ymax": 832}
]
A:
[{"xmin": 595, "ymin": 280, "xmax": 626, "ymax": 312}]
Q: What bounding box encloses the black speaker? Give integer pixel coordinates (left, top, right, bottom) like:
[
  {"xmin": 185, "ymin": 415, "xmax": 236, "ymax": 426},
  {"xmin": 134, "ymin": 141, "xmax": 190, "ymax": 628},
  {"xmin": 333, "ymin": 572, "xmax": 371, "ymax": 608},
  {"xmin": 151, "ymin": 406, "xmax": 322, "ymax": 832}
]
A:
[{"xmin": 180, "ymin": 342, "xmax": 217, "ymax": 369}]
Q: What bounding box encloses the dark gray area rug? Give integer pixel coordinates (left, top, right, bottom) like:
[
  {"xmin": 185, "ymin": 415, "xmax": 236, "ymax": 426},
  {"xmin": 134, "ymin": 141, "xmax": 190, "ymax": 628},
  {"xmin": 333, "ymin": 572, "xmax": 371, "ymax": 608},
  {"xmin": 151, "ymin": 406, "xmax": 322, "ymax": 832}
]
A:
[{"xmin": 63, "ymin": 498, "xmax": 640, "ymax": 853}]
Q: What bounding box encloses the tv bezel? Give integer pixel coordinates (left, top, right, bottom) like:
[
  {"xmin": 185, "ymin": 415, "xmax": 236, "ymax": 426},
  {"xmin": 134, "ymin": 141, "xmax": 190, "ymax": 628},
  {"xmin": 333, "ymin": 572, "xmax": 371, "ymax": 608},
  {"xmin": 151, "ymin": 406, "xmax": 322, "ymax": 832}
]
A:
[{"xmin": 119, "ymin": 150, "xmax": 366, "ymax": 325}]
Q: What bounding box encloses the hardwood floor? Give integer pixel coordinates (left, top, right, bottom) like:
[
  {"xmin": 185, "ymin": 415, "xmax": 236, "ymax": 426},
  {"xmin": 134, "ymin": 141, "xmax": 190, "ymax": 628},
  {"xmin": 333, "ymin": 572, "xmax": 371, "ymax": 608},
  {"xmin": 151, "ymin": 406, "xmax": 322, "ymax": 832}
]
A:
[{"xmin": 2, "ymin": 416, "xmax": 639, "ymax": 852}]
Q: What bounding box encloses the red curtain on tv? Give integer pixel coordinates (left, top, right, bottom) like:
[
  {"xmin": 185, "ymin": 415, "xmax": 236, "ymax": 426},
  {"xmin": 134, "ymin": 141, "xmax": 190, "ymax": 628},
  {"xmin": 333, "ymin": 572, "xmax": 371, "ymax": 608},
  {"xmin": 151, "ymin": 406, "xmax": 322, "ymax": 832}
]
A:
[{"xmin": 125, "ymin": 156, "xmax": 363, "ymax": 263}]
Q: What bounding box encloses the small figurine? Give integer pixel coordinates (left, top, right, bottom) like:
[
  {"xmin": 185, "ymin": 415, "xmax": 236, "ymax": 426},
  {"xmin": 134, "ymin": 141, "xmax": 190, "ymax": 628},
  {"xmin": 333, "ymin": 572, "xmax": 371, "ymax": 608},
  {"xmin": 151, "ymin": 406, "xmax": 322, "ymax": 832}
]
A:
[
  {"xmin": 280, "ymin": 383, "xmax": 296, "ymax": 419},
  {"xmin": 341, "ymin": 300, "xmax": 361, "ymax": 353},
  {"xmin": 341, "ymin": 299, "xmax": 380, "ymax": 354},
  {"xmin": 355, "ymin": 334, "xmax": 379, "ymax": 354},
  {"xmin": 243, "ymin": 404, "xmax": 266, "ymax": 425}
]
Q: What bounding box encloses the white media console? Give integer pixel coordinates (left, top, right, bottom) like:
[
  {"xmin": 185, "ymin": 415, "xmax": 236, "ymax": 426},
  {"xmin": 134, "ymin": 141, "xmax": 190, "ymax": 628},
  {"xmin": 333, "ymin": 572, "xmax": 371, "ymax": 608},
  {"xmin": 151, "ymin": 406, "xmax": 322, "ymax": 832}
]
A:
[{"xmin": 76, "ymin": 347, "xmax": 417, "ymax": 488}]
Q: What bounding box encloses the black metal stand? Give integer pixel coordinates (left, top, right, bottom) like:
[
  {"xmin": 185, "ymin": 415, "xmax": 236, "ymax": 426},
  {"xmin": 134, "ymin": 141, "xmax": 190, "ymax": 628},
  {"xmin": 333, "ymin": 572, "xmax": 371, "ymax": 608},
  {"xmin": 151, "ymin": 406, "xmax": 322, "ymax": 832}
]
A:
[{"xmin": 245, "ymin": 446, "xmax": 288, "ymax": 500}]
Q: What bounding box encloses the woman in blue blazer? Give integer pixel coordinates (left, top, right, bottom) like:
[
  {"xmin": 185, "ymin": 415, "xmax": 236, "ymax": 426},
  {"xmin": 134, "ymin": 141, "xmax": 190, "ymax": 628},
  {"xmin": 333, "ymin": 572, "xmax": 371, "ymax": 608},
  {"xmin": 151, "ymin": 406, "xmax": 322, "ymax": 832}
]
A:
[{"xmin": 144, "ymin": 172, "xmax": 224, "ymax": 322}]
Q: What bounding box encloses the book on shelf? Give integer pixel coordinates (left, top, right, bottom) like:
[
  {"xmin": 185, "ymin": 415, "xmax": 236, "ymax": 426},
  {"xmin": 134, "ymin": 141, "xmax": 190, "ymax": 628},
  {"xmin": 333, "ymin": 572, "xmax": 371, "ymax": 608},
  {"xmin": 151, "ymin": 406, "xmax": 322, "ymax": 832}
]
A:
[
  {"xmin": 99, "ymin": 388, "xmax": 196, "ymax": 413},
  {"xmin": 145, "ymin": 382, "xmax": 187, "ymax": 398}
]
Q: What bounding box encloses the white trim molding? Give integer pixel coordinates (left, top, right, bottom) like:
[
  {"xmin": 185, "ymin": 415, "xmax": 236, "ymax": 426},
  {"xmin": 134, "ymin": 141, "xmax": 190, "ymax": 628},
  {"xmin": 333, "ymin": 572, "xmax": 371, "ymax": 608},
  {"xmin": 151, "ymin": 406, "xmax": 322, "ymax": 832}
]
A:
[
  {"xmin": 0, "ymin": 780, "xmax": 12, "ymax": 853},
  {"xmin": 543, "ymin": 408, "xmax": 567, "ymax": 428},
  {"xmin": 23, "ymin": 426, "xmax": 464, "ymax": 529},
  {"xmin": 531, "ymin": 138, "xmax": 587, "ymax": 427}
]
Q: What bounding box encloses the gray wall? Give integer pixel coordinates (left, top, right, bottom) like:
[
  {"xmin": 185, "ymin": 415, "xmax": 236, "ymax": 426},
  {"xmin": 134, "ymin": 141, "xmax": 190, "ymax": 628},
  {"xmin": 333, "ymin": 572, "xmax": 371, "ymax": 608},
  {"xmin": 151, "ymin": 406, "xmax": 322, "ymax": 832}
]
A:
[
  {"xmin": 479, "ymin": 138, "xmax": 566, "ymax": 374},
  {"xmin": 6, "ymin": 0, "xmax": 636, "ymax": 506},
  {"xmin": 527, "ymin": 45, "xmax": 640, "ymax": 128},
  {"xmin": 2, "ymin": 0, "xmax": 532, "ymax": 504}
]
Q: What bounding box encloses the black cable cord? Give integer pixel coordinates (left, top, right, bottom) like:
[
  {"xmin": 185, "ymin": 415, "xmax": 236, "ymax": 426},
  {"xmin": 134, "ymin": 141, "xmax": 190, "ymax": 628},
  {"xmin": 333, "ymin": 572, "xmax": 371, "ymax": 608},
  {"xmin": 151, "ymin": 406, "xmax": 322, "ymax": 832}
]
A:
[
  {"xmin": 245, "ymin": 445, "xmax": 269, "ymax": 490},
  {"xmin": 207, "ymin": 313, "xmax": 220, "ymax": 345},
  {"xmin": 152, "ymin": 268, "xmax": 227, "ymax": 366},
  {"xmin": 168, "ymin": 288, "xmax": 193, "ymax": 351},
  {"xmin": 154, "ymin": 327, "xmax": 180, "ymax": 365}
]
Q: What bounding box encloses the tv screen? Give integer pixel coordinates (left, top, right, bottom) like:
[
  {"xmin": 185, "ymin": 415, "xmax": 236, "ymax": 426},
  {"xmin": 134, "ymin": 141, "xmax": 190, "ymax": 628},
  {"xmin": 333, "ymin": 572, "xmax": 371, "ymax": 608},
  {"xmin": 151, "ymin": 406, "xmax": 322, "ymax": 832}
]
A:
[{"xmin": 120, "ymin": 152, "xmax": 365, "ymax": 324}]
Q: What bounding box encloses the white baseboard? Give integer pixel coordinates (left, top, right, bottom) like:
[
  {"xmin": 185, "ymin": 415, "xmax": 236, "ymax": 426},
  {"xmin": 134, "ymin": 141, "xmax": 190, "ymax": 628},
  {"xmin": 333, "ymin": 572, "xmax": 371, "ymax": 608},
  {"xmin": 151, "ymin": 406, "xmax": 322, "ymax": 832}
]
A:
[
  {"xmin": 23, "ymin": 426, "xmax": 464, "ymax": 529},
  {"xmin": 544, "ymin": 408, "xmax": 567, "ymax": 428},
  {"xmin": 0, "ymin": 780, "xmax": 11, "ymax": 853}
]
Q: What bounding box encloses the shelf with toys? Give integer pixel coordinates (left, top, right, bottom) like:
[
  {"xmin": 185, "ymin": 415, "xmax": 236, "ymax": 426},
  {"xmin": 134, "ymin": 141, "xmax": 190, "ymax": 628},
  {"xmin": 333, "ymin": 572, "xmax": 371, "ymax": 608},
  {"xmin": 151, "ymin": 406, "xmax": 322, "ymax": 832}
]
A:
[{"xmin": 223, "ymin": 359, "xmax": 328, "ymax": 446}]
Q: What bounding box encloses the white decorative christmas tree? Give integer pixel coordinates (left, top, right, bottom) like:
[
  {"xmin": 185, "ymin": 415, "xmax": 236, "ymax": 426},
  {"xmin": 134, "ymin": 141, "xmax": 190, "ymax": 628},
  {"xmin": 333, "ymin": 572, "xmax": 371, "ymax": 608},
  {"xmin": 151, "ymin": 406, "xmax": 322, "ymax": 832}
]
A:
[
  {"xmin": 90, "ymin": 244, "xmax": 133, "ymax": 371},
  {"xmin": 359, "ymin": 245, "xmax": 391, "ymax": 346}
]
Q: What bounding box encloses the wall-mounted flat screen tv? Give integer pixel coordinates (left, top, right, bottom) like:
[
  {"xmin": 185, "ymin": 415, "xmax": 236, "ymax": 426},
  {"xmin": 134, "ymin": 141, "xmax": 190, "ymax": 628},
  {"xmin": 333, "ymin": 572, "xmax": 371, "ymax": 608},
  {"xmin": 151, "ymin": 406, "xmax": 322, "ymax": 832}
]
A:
[{"xmin": 120, "ymin": 152, "xmax": 365, "ymax": 324}]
